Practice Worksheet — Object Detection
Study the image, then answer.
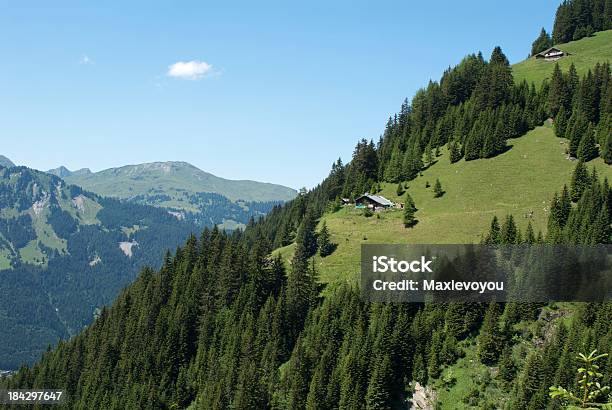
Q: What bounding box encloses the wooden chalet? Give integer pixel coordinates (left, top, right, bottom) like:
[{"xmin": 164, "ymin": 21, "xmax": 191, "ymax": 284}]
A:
[{"xmin": 535, "ymin": 47, "xmax": 569, "ymax": 61}]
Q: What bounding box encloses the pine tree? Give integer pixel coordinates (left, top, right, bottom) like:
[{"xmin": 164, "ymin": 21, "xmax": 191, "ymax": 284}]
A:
[
  {"xmin": 577, "ymin": 123, "xmax": 598, "ymax": 161},
  {"xmin": 553, "ymin": 1, "xmax": 574, "ymax": 43},
  {"xmin": 425, "ymin": 144, "xmax": 434, "ymax": 166},
  {"xmin": 465, "ymin": 120, "xmax": 484, "ymax": 160},
  {"xmin": 403, "ymin": 204, "xmax": 417, "ymax": 228},
  {"xmin": 548, "ymin": 64, "xmax": 566, "ymax": 117},
  {"xmin": 602, "ymin": 131, "xmax": 612, "ymax": 164},
  {"xmin": 396, "ymin": 183, "xmax": 405, "ymax": 197},
  {"xmin": 365, "ymin": 354, "xmax": 393, "ymax": 409},
  {"xmin": 500, "ymin": 215, "xmax": 518, "ymax": 244},
  {"xmin": 433, "ymin": 179, "xmax": 444, "ymax": 198},
  {"xmin": 296, "ymin": 208, "xmax": 319, "ymax": 258},
  {"xmin": 570, "ymin": 160, "xmax": 591, "ymax": 202},
  {"xmin": 439, "ymin": 334, "xmax": 459, "ymax": 365},
  {"xmin": 530, "ymin": 27, "xmax": 553, "ymax": 56},
  {"xmin": 514, "ymin": 351, "xmax": 544, "ymax": 409},
  {"xmin": 484, "ymin": 216, "xmax": 501, "ymax": 245},
  {"xmin": 477, "ymin": 303, "xmax": 502, "ymax": 365},
  {"xmin": 524, "ymin": 221, "xmax": 536, "ymax": 244},
  {"xmin": 427, "ymin": 332, "xmax": 442, "ymax": 379},
  {"xmin": 499, "ymin": 346, "xmax": 516, "ymax": 382},
  {"xmin": 405, "ymin": 192, "xmax": 417, "ymax": 212},
  {"xmin": 412, "ymin": 353, "xmax": 427, "ymax": 384},
  {"xmin": 317, "ymin": 222, "xmax": 334, "ymax": 257},
  {"xmin": 554, "ymin": 105, "xmax": 568, "ymax": 137},
  {"xmin": 449, "ymin": 140, "xmax": 462, "ymax": 163}
]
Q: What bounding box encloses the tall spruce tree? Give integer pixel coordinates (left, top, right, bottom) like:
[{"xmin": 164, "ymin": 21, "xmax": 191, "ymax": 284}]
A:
[
  {"xmin": 577, "ymin": 123, "xmax": 598, "ymax": 161},
  {"xmin": 477, "ymin": 302, "xmax": 502, "ymax": 365},
  {"xmin": 570, "ymin": 160, "xmax": 591, "ymax": 201},
  {"xmin": 530, "ymin": 27, "xmax": 553, "ymax": 56},
  {"xmin": 433, "ymin": 179, "xmax": 444, "ymax": 198},
  {"xmin": 317, "ymin": 222, "xmax": 334, "ymax": 257},
  {"xmin": 554, "ymin": 105, "xmax": 568, "ymax": 137}
]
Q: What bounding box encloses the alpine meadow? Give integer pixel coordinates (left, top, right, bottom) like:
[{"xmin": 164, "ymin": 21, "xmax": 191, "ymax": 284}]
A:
[{"xmin": 1, "ymin": 0, "xmax": 611, "ymax": 409}]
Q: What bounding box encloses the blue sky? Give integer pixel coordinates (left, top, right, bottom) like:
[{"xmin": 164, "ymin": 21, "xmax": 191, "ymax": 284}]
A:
[{"xmin": 0, "ymin": 0, "xmax": 559, "ymax": 189}]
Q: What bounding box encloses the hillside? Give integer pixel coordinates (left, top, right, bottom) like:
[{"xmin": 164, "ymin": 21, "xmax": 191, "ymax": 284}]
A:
[
  {"xmin": 512, "ymin": 29, "xmax": 612, "ymax": 85},
  {"xmin": 0, "ymin": 166, "xmax": 196, "ymax": 369},
  {"xmin": 276, "ymin": 124, "xmax": 612, "ymax": 284},
  {"xmin": 2, "ymin": 2, "xmax": 610, "ymax": 409}
]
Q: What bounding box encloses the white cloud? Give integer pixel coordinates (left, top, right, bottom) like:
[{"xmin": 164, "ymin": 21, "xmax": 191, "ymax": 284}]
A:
[
  {"xmin": 167, "ymin": 60, "xmax": 213, "ymax": 80},
  {"xmin": 79, "ymin": 55, "xmax": 94, "ymax": 65}
]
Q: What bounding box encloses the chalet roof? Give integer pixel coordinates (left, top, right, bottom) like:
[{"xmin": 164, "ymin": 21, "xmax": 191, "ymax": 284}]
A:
[
  {"xmin": 535, "ymin": 47, "xmax": 567, "ymax": 57},
  {"xmin": 355, "ymin": 193, "xmax": 394, "ymax": 206}
]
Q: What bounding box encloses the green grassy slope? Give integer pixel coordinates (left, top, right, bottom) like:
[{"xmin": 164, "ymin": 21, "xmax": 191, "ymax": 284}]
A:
[
  {"xmin": 512, "ymin": 29, "xmax": 612, "ymax": 85},
  {"xmin": 277, "ymin": 124, "xmax": 612, "ymax": 285},
  {"xmin": 62, "ymin": 161, "xmax": 296, "ymax": 204}
]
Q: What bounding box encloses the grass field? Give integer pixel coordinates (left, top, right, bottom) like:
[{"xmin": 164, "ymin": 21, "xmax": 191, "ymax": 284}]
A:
[
  {"xmin": 512, "ymin": 30, "xmax": 612, "ymax": 85},
  {"xmin": 276, "ymin": 124, "xmax": 612, "ymax": 285}
]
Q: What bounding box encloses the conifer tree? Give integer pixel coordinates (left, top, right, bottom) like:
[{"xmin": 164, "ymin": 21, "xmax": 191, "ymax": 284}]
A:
[
  {"xmin": 500, "ymin": 215, "xmax": 518, "ymax": 244},
  {"xmin": 365, "ymin": 354, "xmax": 393, "ymax": 409},
  {"xmin": 396, "ymin": 182, "xmax": 405, "ymax": 197},
  {"xmin": 439, "ymin": 334, "xmax": 459, "ymax": 365},
  {"xmin": 425, "ymin": 144, "xmax": 434, "ymax": 166},
  {"xmin": 577, "ymin": 123, "xmax": 598, "ymax": 161},
  {"xmin": 554, "ymin": 105, "xmax": 568, "ymax": 137},
  {"xmin": 424, "ymin": 330, "xmax": 442, "ymax": 378},
  {"xmin": 477, "ymin": 302, "xmax": 502, "ymax": 365},
  {"xmin": 567, "ymin": 111, "xmax": 589, "ymax": 157},
  {"xmin": 514, "ymin": 351, "xmax": 544, "ymax": 409},
  {"xmin": 449, "ymin": 140, "xmax": 462, "ymax": 163},
  {"xmin": 499, "ymin": 346, "xmax": 516, "ymax": 382},
  {"xmin": 296, "ymin": 208, "xmax": 319, "ymax": 258},
  {"xmin": 524, "ymin": 221, "xmax": 536, "ymax": 244},
  {"xmin": 484, "ymin": 216, "xmax": 501, "ymax": 245},
  {"xmin": 548, "ymin": 63, "xmax": 567, "ymax": 117},
  {"xmin": 602, "ymin": 131, "xmax": 612, "ymax": 164},
  {"xmin": 465, "ymin": 121, "xmax": 484, "ymax": 160},
  {"xmin": 570, "ymin": 160, "xmax": 591, "ymax": 202},
  {"xmin": 317, "ymin": 222, "xmax": 334, "ymax": 257},
  {"xmin": 405, "ymin": 192, "xmax": 417, "ymax": 212},
  {"xmin": 403, "ymin": 204, "xmax": 417, "ymax": 228},
  {"xmin": 433, "ymin": 179, "xmax": 444, "ymax": 198},
  {"xmin": 530, "ymin": 27, "xmax": 553, "ymax": 56},
  {"xmin": 412, "ymin": 353, "xmax": 427, "ymax": 384}
]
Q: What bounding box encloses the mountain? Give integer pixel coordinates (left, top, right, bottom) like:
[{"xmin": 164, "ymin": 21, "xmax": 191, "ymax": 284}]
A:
[
  {"xmin": 51, "ymin": 161, "xmax": 297, "ymax": 229},
  {"xmin": 0, "ymin": 155, "xmax": 15, "ymax": 168},
  {"xmin": 57, "ymin": 161, "xmax": 296, "ymax": 202},
  {"xmin": 3, "ymin": 3, "xmax": 611, "ymax": 409},
  {"xmin": 46, "ymin": 165, "xmax": 93, "ymax": 178},
  {"xmin": 0, "ymin": 166, "xmax": 197, "ymax": 369}
]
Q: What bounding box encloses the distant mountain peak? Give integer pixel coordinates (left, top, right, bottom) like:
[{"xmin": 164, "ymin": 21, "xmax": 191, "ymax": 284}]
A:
[
  {"xmin": 0, "ymin": 155, "xmax": 15, "ymax": 168},
  {"xmin": 47, "ymin": 166, "xmax": 91, "ymax": 178},
  {"xmin": 47, "ymin": 166, "xmax": 72, "ymax": 178},
  {"xmin": 63, "ymin": 160, "xmax": 296, "ymax": 203}
]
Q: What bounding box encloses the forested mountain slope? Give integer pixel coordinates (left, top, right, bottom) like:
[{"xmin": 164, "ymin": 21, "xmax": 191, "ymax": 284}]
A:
[
  {"xmin": 0, "ymin": 165, "xmax": 197, "ymax": 369},
  {"xmin": 2, "ymin": 0, "xmax": 611, "ymax": 408}
]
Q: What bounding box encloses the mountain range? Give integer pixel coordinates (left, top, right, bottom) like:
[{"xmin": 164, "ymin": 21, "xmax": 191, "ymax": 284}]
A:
[
  {"xmin": 49, "ymin": 161, "xmax": 297, "ymax": 229},
  {"xmin": 0, "ymin": 165, "xmax": 198, "ymax": 369},
  {"xmin": 1, "ymin": 3, "xmax": 611, "ymax": 408}
]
